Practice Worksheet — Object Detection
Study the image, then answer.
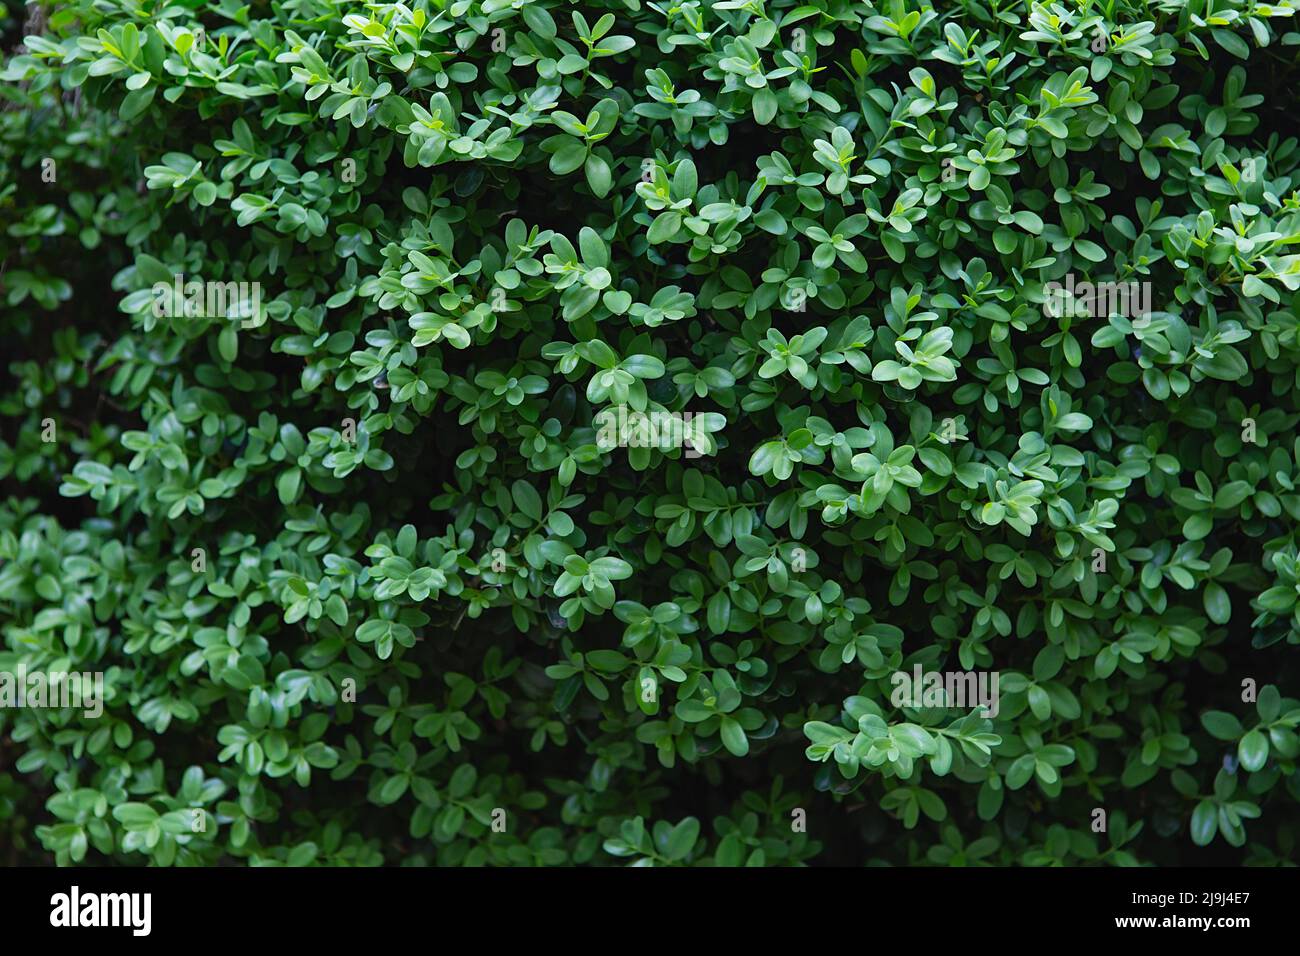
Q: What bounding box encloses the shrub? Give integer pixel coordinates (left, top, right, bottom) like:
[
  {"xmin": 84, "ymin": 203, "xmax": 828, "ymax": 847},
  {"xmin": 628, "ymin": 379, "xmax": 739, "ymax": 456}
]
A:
[{"xmin": 2, "ymin": 0, "xmax": 1300, "ymax": 867}]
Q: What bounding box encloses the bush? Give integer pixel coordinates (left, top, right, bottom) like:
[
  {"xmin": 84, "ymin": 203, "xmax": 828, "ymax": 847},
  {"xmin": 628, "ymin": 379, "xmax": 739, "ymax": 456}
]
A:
[{"xmin": 2, "ymin": 0, "xmax": 1300, "ymax": 867}]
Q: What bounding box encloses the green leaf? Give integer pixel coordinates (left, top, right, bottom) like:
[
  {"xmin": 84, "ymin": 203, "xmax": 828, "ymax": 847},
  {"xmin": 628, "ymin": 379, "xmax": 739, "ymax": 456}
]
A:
[
  {"xmin": 1204, "ymin": 582, "xmax": 1231, "ymax": 625},
  {"xmin": 663, "ymin": 817, "xmax": 700, "ymax": 861},
  {"xmin": 1238, "ymin": 729, "xmax": 1269, "ymax": 772},
  {"xmin": 1201, "ymin": 711, "xmax": 1243, "ymax": 741},
  {"xmin": 720, "ymin": 717, "xmax": 749, "ymax": 756},
  {"xmin": 1190, "ymin": 800, "xmax": 1218, "ymax": 846},
  {"xmin": 511, "ymin": 480, "xmax": 543, "ymax": 520}
]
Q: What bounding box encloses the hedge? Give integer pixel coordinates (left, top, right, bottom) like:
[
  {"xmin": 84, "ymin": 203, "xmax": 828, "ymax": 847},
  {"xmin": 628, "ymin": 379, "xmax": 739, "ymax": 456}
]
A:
[{"xmin": 2, "ymin": 0, "xmax": 1300, "ymax": 867}]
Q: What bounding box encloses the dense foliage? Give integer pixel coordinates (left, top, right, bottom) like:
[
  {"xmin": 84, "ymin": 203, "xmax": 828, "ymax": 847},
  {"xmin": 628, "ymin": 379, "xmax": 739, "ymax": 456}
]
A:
[{"xmin": 3, "ymin": 0, "xmax": 1300, "ymax": 867}]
